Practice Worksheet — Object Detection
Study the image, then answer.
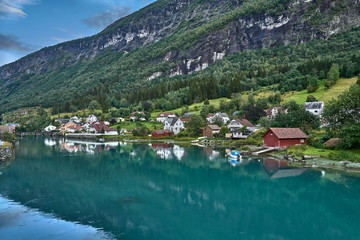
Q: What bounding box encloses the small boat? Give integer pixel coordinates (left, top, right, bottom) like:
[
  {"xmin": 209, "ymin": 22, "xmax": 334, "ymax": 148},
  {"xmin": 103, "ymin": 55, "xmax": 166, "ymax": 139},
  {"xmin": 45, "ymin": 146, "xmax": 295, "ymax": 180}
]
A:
[
  {"xmin": 98, "ymin": 138, "xmax": 105, "ymax": 142},
  {"xmin": 228, "ymin": 150, "xmax": 242, "ymax": 160}
]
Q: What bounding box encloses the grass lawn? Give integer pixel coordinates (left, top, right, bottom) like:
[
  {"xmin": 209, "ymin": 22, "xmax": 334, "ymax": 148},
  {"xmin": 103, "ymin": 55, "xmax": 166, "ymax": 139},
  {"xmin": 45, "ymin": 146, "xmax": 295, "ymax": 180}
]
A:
[
  {"xmin": 303, "ymin": 146, "xmax": 360, "ymax": 161},
  {"xmin": 282, "ymin": 77, "xmax": 357, "ymax": 105},
  {"xmin": 151, "ymin": 98, "xmax": 230, "ymax": 118}
]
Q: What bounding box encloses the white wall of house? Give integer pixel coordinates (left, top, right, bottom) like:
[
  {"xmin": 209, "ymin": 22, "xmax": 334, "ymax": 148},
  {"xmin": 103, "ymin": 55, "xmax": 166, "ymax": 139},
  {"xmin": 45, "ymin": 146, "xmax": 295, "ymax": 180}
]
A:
[
  {"xmin": 164, "ymin": 119, "xmax": 184, "ymax": 134},
  {"xmin": 44, "ymin": 125, "xmax": 57, "ymax": 132}
]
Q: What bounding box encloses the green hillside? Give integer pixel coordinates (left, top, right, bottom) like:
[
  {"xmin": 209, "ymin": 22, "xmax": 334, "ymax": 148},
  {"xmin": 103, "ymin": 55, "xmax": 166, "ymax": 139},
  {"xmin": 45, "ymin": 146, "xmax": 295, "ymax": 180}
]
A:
[{"xmin": 282, "ymin": 77, "xmax": 358, "ymax": 105}]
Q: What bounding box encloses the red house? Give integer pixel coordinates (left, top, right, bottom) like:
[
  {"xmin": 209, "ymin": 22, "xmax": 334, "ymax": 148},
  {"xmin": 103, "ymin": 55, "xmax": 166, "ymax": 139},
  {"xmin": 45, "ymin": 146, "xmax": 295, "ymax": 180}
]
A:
[
  {"xmin": 262, "ymin": 128, "xmax": 308, "ymax": 148},
  {"xmin": 151, "ymin": 130, "xmax": 174, "ymax": 138}
]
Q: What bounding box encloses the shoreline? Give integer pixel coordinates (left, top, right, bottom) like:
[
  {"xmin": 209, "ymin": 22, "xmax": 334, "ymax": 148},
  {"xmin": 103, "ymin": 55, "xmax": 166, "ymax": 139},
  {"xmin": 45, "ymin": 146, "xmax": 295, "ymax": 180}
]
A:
[{"xmin": 18, "ymin": 134, "xmax": 360, "ymax": 173}]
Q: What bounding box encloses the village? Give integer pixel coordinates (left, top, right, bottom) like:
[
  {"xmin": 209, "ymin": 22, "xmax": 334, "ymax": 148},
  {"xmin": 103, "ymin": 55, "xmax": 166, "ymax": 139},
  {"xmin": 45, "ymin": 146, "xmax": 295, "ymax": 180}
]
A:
[{"xmin": 0, "ymin": 100, "xmax": 326, "ymax": 151}]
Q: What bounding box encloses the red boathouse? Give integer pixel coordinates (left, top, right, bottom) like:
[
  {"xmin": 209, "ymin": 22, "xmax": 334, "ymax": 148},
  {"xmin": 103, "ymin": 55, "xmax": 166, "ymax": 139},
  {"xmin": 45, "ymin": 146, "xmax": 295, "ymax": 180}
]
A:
[
  {"xmin": 151, "ymin": 130, "xmax": 174, "ymax": 138},
  {"xmin": 262, "ymin": 128, "xmax": 308, "ymax": 148}
]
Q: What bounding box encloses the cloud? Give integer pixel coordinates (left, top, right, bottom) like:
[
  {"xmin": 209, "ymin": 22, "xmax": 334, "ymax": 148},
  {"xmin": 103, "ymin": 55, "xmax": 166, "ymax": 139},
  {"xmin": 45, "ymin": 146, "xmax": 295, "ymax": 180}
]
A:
[
  {"xmin": 0, "ymin": 33, "xmax": 32, "ymax": 52},
  {"xmin": 82, "ymin": 7, "xmax": 131, "ymax": 29},
  {"xmin": 0, "ymin": 0, "xmax": 38, "ymax": 19}
]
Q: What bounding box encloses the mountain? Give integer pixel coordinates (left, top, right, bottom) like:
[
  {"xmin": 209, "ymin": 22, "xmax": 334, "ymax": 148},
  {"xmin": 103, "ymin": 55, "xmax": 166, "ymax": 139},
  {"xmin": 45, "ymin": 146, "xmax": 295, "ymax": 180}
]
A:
[{"xmin": 1, "ymin": 0, "xmax": 360, "ymax": 113}]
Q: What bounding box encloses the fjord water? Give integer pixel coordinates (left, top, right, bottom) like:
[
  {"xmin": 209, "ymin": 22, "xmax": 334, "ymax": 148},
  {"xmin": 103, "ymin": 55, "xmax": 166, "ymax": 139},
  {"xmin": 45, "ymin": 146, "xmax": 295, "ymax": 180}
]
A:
[{"xmin": 0, "ymin": 138, "xmax": 360, "ymax": 240}]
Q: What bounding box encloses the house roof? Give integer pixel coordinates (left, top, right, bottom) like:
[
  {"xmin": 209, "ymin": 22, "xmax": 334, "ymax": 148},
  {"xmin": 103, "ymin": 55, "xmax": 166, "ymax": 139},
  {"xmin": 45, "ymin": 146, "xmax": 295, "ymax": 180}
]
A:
[
  {"xmin": 262, "ymin": 128, "xmax": 308, "ymax": 139},
  {"xmin": 91, "ymin": 123, "xmax": 116, "ymax": 132},
  {"xmin": 265, "ymin": 107, "xmax": 285, "ymax": 115},
  {"xmin": 206, "ymin": 125, "xmax": 221, "ymax": 131},
  {"xmin": 152, "ymin": 130, "xmax": 172, "ymax": 135},
  {"xmin": 157, "ymin": 112, "xmax": 176, "ymax": 118},
  {"xmin": 68, "ymin": 126, "xmax": 86, "ymax": 130},
  {"xmin": 166, "ymin": 117, "xmax": 180, "ymax": 126},
  {"xmin": 182, "ymin": 113, "xmax": 193, "ymax": 118},
  {"xmin": 234, "ymin": 119, "xmax": 254, "ymax": 127},
  {"xmin": 130, "ymin": 111, "xmax": 145, "ymax": 117},
  {"xmin": 304, "ymin": 101, "xmax": 324, "ymax": 110}
]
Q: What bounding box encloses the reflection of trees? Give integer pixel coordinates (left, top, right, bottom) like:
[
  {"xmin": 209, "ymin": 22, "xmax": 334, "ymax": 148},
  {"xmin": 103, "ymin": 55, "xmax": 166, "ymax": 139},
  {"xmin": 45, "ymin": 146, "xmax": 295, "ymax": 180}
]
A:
[{"xmin": 0, "ymin": 138, "xmax": 359, "ymax": 239}]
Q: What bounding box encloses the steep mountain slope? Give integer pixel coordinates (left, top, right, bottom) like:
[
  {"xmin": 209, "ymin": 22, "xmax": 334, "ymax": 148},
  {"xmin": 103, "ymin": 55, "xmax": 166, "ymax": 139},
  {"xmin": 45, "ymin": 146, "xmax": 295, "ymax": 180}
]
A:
[{"xmin": 1, "ymin": 0, "xmax": 360, "ymax": 113}]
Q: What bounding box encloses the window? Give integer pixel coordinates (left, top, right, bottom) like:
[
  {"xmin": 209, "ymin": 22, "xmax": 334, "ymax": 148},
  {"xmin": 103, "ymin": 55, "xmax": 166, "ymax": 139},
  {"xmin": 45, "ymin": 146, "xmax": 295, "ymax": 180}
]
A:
[
  {"xmin": 270, "ymin": 133, "xmax": 273, "ymax": 136},
  {"xmin": 300, "ymin": 139, "xmax": 305, "ymax": 143}
]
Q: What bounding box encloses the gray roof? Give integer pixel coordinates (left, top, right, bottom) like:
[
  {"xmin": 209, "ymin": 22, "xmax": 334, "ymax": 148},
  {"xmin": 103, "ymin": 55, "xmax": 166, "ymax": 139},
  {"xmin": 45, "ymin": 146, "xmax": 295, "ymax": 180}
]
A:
[
  {"xmin": 304, "ymin": 101, "xmax": 324, "ymax": 110},
  {"xmin": 182, "ymin": 113, "xmax": 193, "ymax": 118},
  {"xmin": 166, "ymin": 117, "xmax": 179, "ymax": 126}
]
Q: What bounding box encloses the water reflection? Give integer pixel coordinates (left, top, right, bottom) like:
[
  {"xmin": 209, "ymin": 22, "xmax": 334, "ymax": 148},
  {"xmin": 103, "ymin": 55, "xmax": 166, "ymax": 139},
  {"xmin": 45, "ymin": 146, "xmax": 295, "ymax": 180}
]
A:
[
  {"xmin": 0, "ymin": 195, "xmax": 113, "ymax": 240},
  {"xmin": 0, "ymin": 138, "xmax": 359, "ymax": 240},
  {"xmin": 263, "ymin": 157, "xmax": 307, "ymax": 179}
]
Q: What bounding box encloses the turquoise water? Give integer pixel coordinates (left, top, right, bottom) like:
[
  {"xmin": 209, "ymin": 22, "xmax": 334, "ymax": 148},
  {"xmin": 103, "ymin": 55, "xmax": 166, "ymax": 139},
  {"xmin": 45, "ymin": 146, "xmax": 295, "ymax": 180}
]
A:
[{"xmin": 0, "ymin": 137, "xmax": 360, "ymax": 240}]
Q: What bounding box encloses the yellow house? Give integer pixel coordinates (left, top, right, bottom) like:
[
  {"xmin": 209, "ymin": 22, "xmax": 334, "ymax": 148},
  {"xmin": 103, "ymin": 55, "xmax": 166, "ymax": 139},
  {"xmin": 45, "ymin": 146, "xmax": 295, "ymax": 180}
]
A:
[{"xmin": 60, "ymin": 121, "xmax": 76, "ymax": 133}]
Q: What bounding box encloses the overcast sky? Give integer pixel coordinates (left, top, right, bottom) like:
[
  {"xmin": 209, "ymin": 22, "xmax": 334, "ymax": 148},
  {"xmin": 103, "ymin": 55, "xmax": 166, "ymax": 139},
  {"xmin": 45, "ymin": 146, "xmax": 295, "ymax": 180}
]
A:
[{"xmin": 0, "ymin": 0, "xmax": 155, "ymax": 66}]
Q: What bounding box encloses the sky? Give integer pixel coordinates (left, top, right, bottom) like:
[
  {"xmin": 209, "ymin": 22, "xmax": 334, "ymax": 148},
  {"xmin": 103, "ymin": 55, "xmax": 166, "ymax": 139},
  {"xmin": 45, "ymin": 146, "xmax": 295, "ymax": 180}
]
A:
[{"xmin": 0, "ymin": 0, "xmax": 156, "ymax": 67}]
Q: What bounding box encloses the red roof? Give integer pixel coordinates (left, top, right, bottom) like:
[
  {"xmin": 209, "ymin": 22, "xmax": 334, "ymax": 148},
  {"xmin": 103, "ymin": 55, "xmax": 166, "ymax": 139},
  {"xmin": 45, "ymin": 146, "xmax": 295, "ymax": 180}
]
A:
[
  {"xmin": 206, "ymin": 113, "xmax": 215, "ymax": 118},
  {"xmin": 91, "ymin": 124, "xmax": 116, "ymax": 132},
  {"xmin": 156, "ymin": 112, "xmax": 176, "ymax": 118},
  {"xmin": 130, "ymin": 111, "xmax": 145, "ymax": 117},
  {"xmin": 262, "ymin": 128, "xmax": 308, "ymax": 139},
  {"xmin": 68, "ymin": 126, "xmax": 85, "ymax": 130},
  {"xmin": 234, "ymin": 119, "xmax": 254, "ymax": 127}
]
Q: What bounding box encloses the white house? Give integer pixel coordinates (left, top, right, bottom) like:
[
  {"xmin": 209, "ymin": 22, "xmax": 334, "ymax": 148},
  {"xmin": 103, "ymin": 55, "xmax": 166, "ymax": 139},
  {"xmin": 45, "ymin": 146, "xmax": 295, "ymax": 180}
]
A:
[
  {"xmin": 206, "ymin": 113, "xmax": 230, "ymax": 124},
  {"xmin": 130, "ymin": 111, "xmax": 146, "ymax": 121},
  {"xmin": 304, "ymin": 101, "xmax": 324, "ymax": 117},
  {"xmin": 164, "ymin": 117, "xmax": 185, "ymax": 134},
  {"xmin": 265, "ymin": 107, "xmax": 287, "ymax": 120},
  {"xmin": 86, "ymin": 114, "xmax": 98, "ymax": 123},
  {"xmin": 227, "ymin": 119, "xmax": 255, "ymax": 133},
  {"xmin": 44, "ymin": 125, "xmax": 57, "ymax": 132},
  {"xmin": 156, "ymin": 112, "xmax": 177, "ymax": 122}
]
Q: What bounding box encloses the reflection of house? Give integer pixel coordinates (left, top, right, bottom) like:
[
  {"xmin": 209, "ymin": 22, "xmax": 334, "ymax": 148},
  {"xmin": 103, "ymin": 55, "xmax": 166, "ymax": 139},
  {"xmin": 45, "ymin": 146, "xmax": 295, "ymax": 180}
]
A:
[
  {"xmin": 164, "ymin": 117, "xmax": 184, "ymax": 134},
  {"xmin": 156, "ymin": 112, "xmax": 177, "ymax": 122},
  {"xmin": 151, "ymin": 143, "xmax": 184, "ymax": 160},
  {"xmin": 203, "ymin": 125, "xmax": 221, "ymax": 138},
  {"xmin": 262, "ymin": 128, "xmax": 308, "ymax": 148},
  {"xmin": 203, "ymin": 147, "xmax": 220, "ymax": 161},
  {"xmin": 304, "ymin": 101, "xmax": 324, "ymax": 117},
  {"xmin": 206, "ymin": 113, "xmax": 230, "ymax": 124},
  {"xmin": 263, "ymin": 158, "xmax": 306, "ymax": 179},
  {"xmin": 152, "ymin": 130, "xmax": 174, "ymax": 137},
  {"xmin": 265, "ymin": 107, "xmax": 287, "ymax": 120}
]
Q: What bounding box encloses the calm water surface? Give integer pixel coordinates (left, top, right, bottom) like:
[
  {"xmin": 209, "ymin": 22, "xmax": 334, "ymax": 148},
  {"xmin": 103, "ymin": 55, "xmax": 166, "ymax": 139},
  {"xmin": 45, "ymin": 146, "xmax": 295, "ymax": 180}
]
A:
[{"xmin": 0, "ymin": 137, "xmax": 360, "ymax": 240}]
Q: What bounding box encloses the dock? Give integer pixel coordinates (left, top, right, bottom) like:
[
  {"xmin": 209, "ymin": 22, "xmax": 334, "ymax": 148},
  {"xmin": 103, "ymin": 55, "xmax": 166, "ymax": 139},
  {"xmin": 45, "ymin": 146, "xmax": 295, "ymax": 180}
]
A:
[{"xmin": 252, "ymin": 147, "xmax": 275, "ymax": 156}]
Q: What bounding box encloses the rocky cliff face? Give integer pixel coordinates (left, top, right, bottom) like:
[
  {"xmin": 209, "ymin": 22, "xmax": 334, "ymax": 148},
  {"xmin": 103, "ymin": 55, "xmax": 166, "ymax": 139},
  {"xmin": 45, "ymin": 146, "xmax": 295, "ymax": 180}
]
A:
[
  {"xmin": 0, "ymin": 0, "xmax": 241, "ymax": 82},
  {"xmin": 0, "ymin": 0, "xmax": 360, "ymax": 111},
  {"xmin": 166, "ymin": 0, "xmax": 360, "ymax": 76}
]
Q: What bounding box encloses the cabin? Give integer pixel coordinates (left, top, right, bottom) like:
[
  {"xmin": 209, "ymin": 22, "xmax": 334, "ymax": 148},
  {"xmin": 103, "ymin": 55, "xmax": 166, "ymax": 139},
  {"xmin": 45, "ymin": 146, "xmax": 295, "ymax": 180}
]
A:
[
  {"xmin": 164, "ymin": 117, "xmax": 184, "ymax": 134},
  {"xmin": 203, "ymin": 125, "xmax": 221, "ymax": 138},
  {"xmin": 304, "ymin": 101, "xmax": 324, "ymax": 117},
  {"xmin": 89, "ymin": 123, "xmax": 117, "ymax": 135},
  {"xmin": 262, "ymin": 128, "xmax": 308, "ymax": 148},
  {"xmin": 86, "ymin": 114, "xmax": 98, "ymax": 123},
  {"xmin": 151, "ymin": 130, "xmax": 174, "ymax": 137},
  {"xmin": 156, "ymin": 112, "xmax": 177, "ymax": 122}
]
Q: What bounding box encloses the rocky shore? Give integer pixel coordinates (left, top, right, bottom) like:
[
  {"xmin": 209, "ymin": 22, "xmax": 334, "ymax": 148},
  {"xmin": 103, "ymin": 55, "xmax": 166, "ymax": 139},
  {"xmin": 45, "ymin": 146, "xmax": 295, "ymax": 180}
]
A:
[{"xmin": 0, "ymin": 146, "xmax": 13, "ymax": 161}]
